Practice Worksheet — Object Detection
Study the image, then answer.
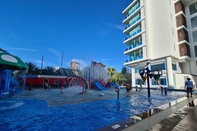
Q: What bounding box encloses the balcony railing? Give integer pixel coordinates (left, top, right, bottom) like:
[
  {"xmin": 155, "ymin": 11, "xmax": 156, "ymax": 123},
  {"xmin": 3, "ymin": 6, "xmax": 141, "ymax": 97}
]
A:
[
  {"xmin": 124, "ymin": 29, "xmax": 142, "ymax": 41},
  {"xmin": 124, "ymin": 42, "xmax": 142, "ymax": 52},
  {"xmin": 125, "ymin": 55, "xmax": 143, "ymax": 63},
  {"xmin": 124, "ymin": 17, "xmax": 141, "ymax": 31},
  {"xmin": 128, "ymin": 5, "xmax": 140, "ymax": 16},
  {"xmin": 123, "ymin": 5, "xmax": 140, "ymax": 20}
]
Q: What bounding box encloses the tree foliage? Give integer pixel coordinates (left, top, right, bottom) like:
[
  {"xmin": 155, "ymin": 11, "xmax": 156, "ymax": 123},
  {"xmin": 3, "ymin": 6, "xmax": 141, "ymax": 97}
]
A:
[
  {"xmin": 111, "ymin": 72, "xmax": 126, "ymax": 85},
  {"xmin": 42, "ymin": 66, "xmax": 56, "ymax": 75},
  {"xmin": 25, "ymin": 62, "xmax": 38, "ymax": 75},
  {"xmin": 107, "ymin": 67, "xmax": 116, "ymax": 77},
  {"xmin": 97, "ymin": 62, "xmax": 106, "ymax": 68},
  {"xmin": 121, "ymin": 66, "xmax": 131, "ymax": 85},
  {"xmin": 121, "ymin": 66, "xmax": 127, "ymax": 75}
]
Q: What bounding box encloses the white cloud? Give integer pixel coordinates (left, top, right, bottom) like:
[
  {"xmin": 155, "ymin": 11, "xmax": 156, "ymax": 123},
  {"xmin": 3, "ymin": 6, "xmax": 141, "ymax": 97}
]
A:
[
  {"xmin": 113, "ymin": 24, "xmax": 125, "ymax": 30},
  {"xmin": 48, "ymin": 48, "xmax": 61, "ymax": 58},
  {"xmin": 101, "ymin": 58, "xmax": 119, "ymax": 61},
  {"xmin": 9, "ymin": 48, "xmax": 37, "ymax": 52},
  {"xmin": 101, "ymin": 58, "xmax": 111, "ymax": 61},
  {"xmin": 109, "ymin": 23, "xmax": 125, "ymax": 30},
  {"xmin": 34, "ymin": 60, "xmax": 42, "ymax": 64}
]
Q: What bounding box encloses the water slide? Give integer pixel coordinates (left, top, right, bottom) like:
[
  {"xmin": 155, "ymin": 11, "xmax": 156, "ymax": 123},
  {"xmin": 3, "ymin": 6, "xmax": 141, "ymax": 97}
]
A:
[
  {"xmin": 106, "ymin": 82, "xmax": 119, "ymax": 89},
  {"xmin": 111, "ymin": 82, "xmax": 119, "ymax": 88},
  {"xmin": 92, "ymin": 82, "xmax": 106, "ymax": 91}
]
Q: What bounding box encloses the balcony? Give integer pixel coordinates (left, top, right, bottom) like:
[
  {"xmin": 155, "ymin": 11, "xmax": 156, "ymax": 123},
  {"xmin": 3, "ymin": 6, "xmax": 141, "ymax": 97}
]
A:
[
  {"xmin": 124, "ymin": 42, "xmax": 142, "ymax": 52},
  {"xmin": 128, "ymin": 5, "xmax": 140, "ymax": 16},
  {"xmin": 123, "ymin": 5, "xmax": 140, "ymax": 22},
  {"xmin": 124, "ymin": 17, "xmax": 141, "ymax": 31},
  {"xmin": 124, "ymin": 29, "xmax": 142, "ymax": 41},
  {"xmin": 125, "ymin": 55, "xmax": 143, "ymax": 63}
]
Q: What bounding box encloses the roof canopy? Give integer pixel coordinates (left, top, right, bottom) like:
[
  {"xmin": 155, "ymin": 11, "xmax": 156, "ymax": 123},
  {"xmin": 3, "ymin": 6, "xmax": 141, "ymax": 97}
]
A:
[{"xmin": 0, "ymin": 48, "xmax": 28, "ymax": 70}]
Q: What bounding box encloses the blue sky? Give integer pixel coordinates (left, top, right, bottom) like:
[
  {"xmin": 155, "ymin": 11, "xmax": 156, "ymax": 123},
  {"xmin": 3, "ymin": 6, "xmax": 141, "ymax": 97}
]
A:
[{"xmin": 0, "ymin": 0, "xmax": 131, "ymax": 72}]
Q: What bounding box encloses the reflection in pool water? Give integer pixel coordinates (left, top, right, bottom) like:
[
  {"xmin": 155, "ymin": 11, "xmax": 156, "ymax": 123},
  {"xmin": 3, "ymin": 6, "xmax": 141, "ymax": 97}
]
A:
[{"xmin": 0, "ymin": 91, "xmax": 186, "ymax": 131}]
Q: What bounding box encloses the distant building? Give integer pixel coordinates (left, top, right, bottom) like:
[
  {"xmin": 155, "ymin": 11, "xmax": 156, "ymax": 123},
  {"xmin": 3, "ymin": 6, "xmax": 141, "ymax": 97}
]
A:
[{"xmin": 70, "ymin": 59, "xmax": 80, "ymax": 70}]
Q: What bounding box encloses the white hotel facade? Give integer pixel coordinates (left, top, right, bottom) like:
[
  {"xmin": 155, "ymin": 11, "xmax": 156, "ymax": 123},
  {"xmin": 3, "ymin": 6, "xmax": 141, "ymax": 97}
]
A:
[{"xmin": 122, "ymin": 0, "xmax": 197, "ymax": 89}]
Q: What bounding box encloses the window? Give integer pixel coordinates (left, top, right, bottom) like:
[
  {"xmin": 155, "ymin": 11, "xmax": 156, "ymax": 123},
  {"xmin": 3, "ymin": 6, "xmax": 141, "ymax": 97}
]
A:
[
  {"xmin": 151, "ymin": 78, "xmax": 166, "ymax": 85},
  {"xmin": 160, "ymin": 78, "xmax": 167, "ymax": 85},
  {"xmin": 189, "ymin": 2, "xmax": 197, "ymax": 15},
  {"xmin": 192, "ymin": 31, "xmax": 197, "ymax": 43},
  {"xmin": 194, "ymin": 46, "xmax": 197, "ymax": 57},
  {"xmin": 151, "ymin": 63, "xmax": 165, "ymax": 70},
  {"xmin": 130, "ymin": 52, "xmax": 134, "ymax": 58},
  {"xmin": 135, "ymin": 79, "xmax": 145, "ymax": 85},
  {"xmin": 135, "ymin": 68, "xmax": 139, "ymax": 73},
  {"xmin": 152, "ymin": 79, "xmax": 156, "ymax": 85},
  {"xmin": 139, "ymin": 49, "xmax": 142, "ymax": 55},
  {"xmin": 191, "ymin": 16, "xmax": 197, "ymax": 29},
  {"xmin": 136, "ymin": 50, "xmax": 139, "ymax": 56},
  {"xmin": 172, "ymin": 63, "xmax": 177, "ymax": 71}
]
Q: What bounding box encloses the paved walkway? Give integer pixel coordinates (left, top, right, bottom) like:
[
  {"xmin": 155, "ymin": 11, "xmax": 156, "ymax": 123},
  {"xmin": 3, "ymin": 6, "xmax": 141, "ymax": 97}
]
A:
[
  {"xmin": 122, "ymin": 96, "xmax": 197, "ymax": 131},
  {"xmin": 172, "ymin": 103, "xmax": 197, "ymax": 131}
]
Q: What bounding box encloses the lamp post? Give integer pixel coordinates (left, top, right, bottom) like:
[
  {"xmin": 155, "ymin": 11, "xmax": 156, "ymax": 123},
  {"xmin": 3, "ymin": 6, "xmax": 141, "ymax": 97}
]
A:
[
  {"xmin": 139, "ymin": 62, "xmax": 152, "ymax": 97},
  {"xmin": 139, "ymin": 63, "xmax": 162, "ymax": 97},
  {"xmin": 145, "ymin": 64, "xmax": 151, "ymax": 97}
]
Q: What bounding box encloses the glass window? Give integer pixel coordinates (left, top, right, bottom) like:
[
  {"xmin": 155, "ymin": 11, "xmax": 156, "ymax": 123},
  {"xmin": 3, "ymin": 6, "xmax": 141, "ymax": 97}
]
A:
[
  {"xmin": 135, "ymin": 38, "xmax": 139, "ymax": 43},
  {"xmin": 130, "ymin": 40, "xmax": 134, "ymax": 45},
  {"xmin": 194, "ymin": 46, "xmax": 197, "ymax": 57},
  {"xmin": 152, "ymin": 79, "xmax": 156, "ymax": 85},
  {"xmin": 135, "ymin": 69, "xmax": 139, "ymax": 73},
  {"xmin": 189, "ymin": 2, "xmax": 197, "ymax": 15},
  {"xmin": 130, "ymin": 52, "xmax": 134, "ymax": 58},
  {"xmin": 128, "ymin": 8, "xmax": 133, "ymax": 15},
  {"xmin": 139, "ymin": 49, "xmax": 142, "ymax": 55},
  {"xmin": 192, "ymin": 31, "xmax": 197, "ymax": 43},
  {"xmin": 136, "ymin": 79, "xmax": 145, "ymax": 85},
  {"xmin": 136, "ymin": 50, "xmax": 139, "ymax": 56},
  {"xmin": 160, "ymin": 78, "xmax": 167, "ymax": 85},
  {"xmin": 172, "ymin": 63, "xmax": 177, "ymax": 71},
  {"xmin": 151, "ymin": 63, "xmax": 165, "ymax": 70},
  {"xmin": 191, "ymin": 16, "xmax": 197, "ymax": 29},
  {"xmin": 139, "ymin": 36, "xmax": 142, "ymax": 42}
]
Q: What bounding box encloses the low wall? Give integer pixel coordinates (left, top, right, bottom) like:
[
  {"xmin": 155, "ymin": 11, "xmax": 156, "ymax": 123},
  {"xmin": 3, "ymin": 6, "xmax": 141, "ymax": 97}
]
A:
[{"xmin": 174, "ymin": 74, "xmax": 197, "ymax": 89}]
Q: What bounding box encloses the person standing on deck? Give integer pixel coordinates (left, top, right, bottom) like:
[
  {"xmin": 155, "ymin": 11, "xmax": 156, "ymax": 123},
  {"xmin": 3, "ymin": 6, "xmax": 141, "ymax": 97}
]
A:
[{"xmin": 185, "ymin": 78, "xmax": 193, "ymax": 97}]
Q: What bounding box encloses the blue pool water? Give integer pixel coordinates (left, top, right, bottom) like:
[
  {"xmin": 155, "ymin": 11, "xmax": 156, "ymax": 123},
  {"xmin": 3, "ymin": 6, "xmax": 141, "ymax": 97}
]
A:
[{"xmin": 0, "ymin": 91, "xmax": 185, "ymax": 131}]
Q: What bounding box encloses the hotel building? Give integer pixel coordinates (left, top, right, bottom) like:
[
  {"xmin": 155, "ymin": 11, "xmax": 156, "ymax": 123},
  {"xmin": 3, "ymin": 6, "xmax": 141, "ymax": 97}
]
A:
[
  {"xmin": 70, "ymin": 59, "xmax": 80, "ymax": 70},
  {"xmin": 122, "ymin": 0, "xmax": 197, "ymax": 89}
]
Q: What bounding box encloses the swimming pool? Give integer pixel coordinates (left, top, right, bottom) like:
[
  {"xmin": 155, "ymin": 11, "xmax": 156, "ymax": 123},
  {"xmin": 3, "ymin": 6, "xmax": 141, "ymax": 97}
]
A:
[{"xmin": 0, "ymin": 91, "xmax": 185, "ymax": 131}]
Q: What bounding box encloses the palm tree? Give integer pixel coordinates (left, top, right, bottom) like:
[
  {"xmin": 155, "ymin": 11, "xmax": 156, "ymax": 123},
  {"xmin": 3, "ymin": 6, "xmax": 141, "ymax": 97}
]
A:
[
  {"xmin": 25, "ymin": 62, "xmax": 37, "ymax": 75},
  {"xmin": 111, "ymin": 73, "xmax": 126, "ymax": 85},
  {"xmin": 107, "ymin": 66, "xmax": 116, "ymax": 77},
  {"xmin": 42, "ymin": 66, "xmax": 56, "ymax": 75}
]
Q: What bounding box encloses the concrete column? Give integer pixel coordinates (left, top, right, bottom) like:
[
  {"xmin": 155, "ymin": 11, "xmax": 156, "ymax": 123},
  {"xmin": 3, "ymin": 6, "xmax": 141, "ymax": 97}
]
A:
[
  {"xmin": 166, "ymin": 57, "xmax": 174, "ymax": 89},
  {"xmin": 131, "ymin": 68, "xmax": 135, "ymax": 87}
]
